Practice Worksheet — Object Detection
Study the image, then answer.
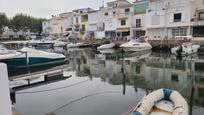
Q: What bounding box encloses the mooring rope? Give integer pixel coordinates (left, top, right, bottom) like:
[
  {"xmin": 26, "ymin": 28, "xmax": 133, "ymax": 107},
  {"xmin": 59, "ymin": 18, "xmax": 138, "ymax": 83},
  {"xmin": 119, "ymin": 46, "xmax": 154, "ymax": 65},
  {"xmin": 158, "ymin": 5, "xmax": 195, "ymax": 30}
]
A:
[
  {"xmin": 16, "ymin": 79, "xmax": 90, "ymax": 94},
  {"xmin": 45, "ymin": 91, "xmax": 121, "ymax": 115}
]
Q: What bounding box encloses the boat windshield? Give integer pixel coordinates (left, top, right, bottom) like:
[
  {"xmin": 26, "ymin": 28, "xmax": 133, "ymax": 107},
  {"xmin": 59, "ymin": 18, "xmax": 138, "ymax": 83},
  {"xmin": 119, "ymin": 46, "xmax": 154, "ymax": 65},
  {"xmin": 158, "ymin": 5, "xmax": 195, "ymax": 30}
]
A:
[{"xmin": 130, "ymin": 39, "xmax": 146, "ymax": 43}]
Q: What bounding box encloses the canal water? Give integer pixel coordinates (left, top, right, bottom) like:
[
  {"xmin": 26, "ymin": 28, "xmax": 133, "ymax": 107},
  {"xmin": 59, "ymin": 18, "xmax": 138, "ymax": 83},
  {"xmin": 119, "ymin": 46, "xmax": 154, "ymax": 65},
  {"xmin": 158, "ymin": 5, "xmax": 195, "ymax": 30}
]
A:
[{"xmin": 10, "ymin": 48, "xmax": 204, "ymax": 115}]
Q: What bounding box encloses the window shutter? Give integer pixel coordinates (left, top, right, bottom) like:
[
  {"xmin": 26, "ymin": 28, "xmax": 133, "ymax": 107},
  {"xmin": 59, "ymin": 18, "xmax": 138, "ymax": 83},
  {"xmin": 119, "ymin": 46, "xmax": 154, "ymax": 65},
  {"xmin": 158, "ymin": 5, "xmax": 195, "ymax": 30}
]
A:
[
  {"xmin": 169, "ymin": 13, "xmax": 174, "ymax": 23},
  {"xmin": 181, "ymin": 12, "xmax": 185, "ymax": 22}
]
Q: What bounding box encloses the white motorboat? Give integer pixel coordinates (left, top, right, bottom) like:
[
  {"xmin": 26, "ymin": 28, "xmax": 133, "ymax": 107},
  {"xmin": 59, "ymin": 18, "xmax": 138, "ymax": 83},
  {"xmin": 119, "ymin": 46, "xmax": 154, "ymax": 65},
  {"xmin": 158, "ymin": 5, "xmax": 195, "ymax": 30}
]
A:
[
  {"xmin": 0, "ymin": 47, "xmax": 65, "ymax": 68},
  {"xmin": 171, "ymin": 42, "xmax": 200, "ymax": 56},
  {"xmin": 67, "ymin": 42, "xmax": 83, "ymax": 48},
  {"xmin": 97, "ymin": 43, "xmax": 115, "ymax": 50},
  {"xmin": 53, "ymin": 40, "xmax": 67, "ymax": 47},
  {"xmin": 129, "ymin": 89, "xmax": 188, "ymax": 115},
  {"xmin": 120, "ymin": 39, "xmax": 152, "ymax": 52}
]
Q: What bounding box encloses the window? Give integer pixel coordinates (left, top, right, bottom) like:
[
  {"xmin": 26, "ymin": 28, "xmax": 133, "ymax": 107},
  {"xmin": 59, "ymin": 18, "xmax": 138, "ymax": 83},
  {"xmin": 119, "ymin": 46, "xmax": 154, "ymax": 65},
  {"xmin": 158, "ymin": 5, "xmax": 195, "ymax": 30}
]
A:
[
  {"xmin": 82, "ymin": 25, "xmax": 86, "ymax": 31},
  {"xmin": 76, "ymin": 17, "xmax": 78, "ymax": 23},
  {"xmin": 125, "ymin": 8, "xmax": 130, "ymax": 12},
  {"xmin": 125, "ymin": 8, "xmax": 130, "ymax": 15},
  {"xmin": 105, "ymin": 12, "xmax": 108, "ymax": 16},
  {"xmin": 199, "ymin": 12, "xmax": 204, "ymax": 20},
  {"xmin": 81, "ymin": 14, "xmax": 88, "ymax": 22},
  {"xmin": 174, "ymin": 13, "xmax": 182, "ymax": 22},
  {"xmin": 136, "ymin": 19, "xmax": 141, "ymax": 28},
  {"xmin": 135, "ymin": 65, "xmax": 140, "ymax": 74},
  {"xmin": 121, "ymin": 19, "xmax": 126, "ymax": 26},
  {"xmin": 113, "ymin": 11, "xmax": 116, "ymax": 16},
  {"xmin": 172, "ymin": 28, "xmax": 187, "ymax": 37},
  {"xmin": 152, "ymin": 15, "xmax": 160, "ymax": 25}
]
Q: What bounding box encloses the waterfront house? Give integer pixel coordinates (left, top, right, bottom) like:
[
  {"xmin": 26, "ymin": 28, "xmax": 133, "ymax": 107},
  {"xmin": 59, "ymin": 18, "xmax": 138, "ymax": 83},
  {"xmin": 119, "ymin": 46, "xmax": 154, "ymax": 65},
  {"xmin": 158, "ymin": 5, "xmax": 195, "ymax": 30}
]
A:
[
  {"xmin": 88, "ymin": 10, "xmax": 99, "ymax": 39},
  {"xmin": 95, "ymin": 7, "xmax": 106, "ymax": 39},
  {"xmin": 116, "ymin": 1, "xmax": 133, "ymax": 39},
  {"xmin": 132, "ymin": 0, "xmax": 149, "ymax": 38},
  {"xmin": 73, "ymin": 8, "xmax": 95, "ymax": 39},
  {"xmin": 100, "ymin": 0, "xmax": 132, "ymax": 39},
  {"xmin": 190, "ymin": 0, "xmax": 204, "ymax": 41},
  {"xmin": 50, "ymin": 12, "xmax": 73, "ymax": 38},
  {"xmin": 146, "ymin": 0, "xmax": 204, "ymax": 41}
]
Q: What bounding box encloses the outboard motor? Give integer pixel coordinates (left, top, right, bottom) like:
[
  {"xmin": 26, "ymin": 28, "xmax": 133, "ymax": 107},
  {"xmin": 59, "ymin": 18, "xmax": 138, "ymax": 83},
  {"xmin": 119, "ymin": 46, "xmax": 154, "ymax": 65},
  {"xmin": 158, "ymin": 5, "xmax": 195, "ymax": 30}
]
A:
[{"xmin": 177, "ymin": 45, "xmax": 183, "ymax": 55}]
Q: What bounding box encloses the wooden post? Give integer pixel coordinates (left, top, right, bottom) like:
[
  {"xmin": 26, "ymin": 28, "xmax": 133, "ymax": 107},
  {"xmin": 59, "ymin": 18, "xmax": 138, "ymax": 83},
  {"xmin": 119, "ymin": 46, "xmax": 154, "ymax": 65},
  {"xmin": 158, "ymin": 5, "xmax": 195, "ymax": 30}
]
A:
[{"xmin": 0, "ymin": 63, "xmax": 12, "ymax": 115}]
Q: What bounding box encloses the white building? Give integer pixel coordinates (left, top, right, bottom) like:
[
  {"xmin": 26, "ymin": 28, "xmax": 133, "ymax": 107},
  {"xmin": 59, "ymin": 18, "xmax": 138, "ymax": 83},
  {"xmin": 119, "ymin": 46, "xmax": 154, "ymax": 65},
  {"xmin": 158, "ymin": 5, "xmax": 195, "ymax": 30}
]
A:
[
  {"xmin": 132, "ymin": 0, "xmax": 149, "ymax": 38},
  {"xmin": 116, "ymin": 1, "xmax": 133, "ymax": 38},
  {"xmin": 100, "ymin": 0, "xmax": 132, "ymax": 39},
  {"xmin": 72, "ymin": 8, "xmax": 95, "ymax": 39},
  {"xmin": 88, "ymin": 10, "xmax": 98, "ymax": 38},
  {"xmin": 146, "ymin": 0, "xmax": 204, "ymax": 40},
  {"xmin": 50, "ymin": 12, "xmax": 73, "ymax": 38},
  {"xmin": 190, "ymin": 0, "xmax": 204, "ymax": 40}
]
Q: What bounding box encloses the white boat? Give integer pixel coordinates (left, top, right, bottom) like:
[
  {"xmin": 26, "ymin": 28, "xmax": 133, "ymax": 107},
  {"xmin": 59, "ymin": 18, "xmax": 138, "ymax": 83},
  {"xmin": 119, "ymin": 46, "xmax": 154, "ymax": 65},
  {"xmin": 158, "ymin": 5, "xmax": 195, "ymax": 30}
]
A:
[
  {"xmin": 97, "ymin": 43, "xmax": 115, "ymax": 50},
  {"xmin": 0, "ymin": 47, "xmax": 65, "ymax": 68},
  {"xmin": 129, "ymin": 89, "xmax": 188, "ymax": 115},
  {"xmin": 120, "ymin": 39, "xmax": 152, "ymax": 52},
  {"xmin": 171, "ymin": 42, "xmax": 200, "ymax": 56},
  {"xmin": 67, "ymin": 42, "xmax": 83, "ymax": 48},
  {"xmin": 53, "ymin": 40, "xmax": 67, "ymax": 47}
]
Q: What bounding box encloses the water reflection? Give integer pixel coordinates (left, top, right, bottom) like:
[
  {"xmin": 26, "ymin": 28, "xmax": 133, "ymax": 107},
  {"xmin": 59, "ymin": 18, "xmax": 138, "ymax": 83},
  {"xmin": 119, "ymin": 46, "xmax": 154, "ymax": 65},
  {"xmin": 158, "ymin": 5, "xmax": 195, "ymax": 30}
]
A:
[
  {"xmin": 68, "ymin": 48, "xmax": 204, "ymax": 114},
  {"xmin": 13, "ymin": 48, "xmax": 204, "ymax": 115}
]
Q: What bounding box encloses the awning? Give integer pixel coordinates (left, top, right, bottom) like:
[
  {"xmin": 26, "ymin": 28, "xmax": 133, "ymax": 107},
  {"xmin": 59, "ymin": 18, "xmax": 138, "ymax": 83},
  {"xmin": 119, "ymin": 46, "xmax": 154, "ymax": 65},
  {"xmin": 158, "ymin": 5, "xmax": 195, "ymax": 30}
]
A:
[{"xmin": 116, "ymin": 28, "xmax": 130, "ymax": 32}]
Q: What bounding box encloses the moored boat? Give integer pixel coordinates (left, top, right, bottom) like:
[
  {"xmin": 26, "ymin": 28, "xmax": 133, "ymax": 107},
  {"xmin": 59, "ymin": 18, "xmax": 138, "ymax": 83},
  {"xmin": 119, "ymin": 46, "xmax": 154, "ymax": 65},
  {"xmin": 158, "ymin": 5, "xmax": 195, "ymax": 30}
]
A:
[
  {"xmin": 97, "ymin": 43, "xmax": 115, "ymax": 50},
  {"xmin": 129, "ymin": 88, "xmax": 188, "ymax": 115},
  {"xmin": 67, "ymin": 42, "xmax": 83, "ymax": 48},
  {"xmin": 171, "ymin": 42, "xmax": 200, "ymax": 56},
  {"xmin": 0, "ymin": 47, "xmax": 66, "ymax": 68},
  {"xmin": 120, "ymin": 39, "xmax": 152, "ymax": 52}
]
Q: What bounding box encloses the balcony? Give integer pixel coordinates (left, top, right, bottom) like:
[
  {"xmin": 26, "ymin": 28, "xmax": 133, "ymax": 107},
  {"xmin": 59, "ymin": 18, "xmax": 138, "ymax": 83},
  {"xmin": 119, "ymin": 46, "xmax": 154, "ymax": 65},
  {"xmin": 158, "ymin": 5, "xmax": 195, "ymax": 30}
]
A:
[{"xmin": 117, "ymin": 13, "xmax": 130, "ymax": 19}]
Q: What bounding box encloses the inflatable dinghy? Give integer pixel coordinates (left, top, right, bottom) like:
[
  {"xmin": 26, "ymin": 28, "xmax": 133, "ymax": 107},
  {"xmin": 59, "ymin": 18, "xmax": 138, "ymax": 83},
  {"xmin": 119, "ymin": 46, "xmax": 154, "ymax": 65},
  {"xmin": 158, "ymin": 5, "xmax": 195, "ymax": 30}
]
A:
[{"xmin": 129, "ymin": 89, "xmax": 188, "ymax": 115}]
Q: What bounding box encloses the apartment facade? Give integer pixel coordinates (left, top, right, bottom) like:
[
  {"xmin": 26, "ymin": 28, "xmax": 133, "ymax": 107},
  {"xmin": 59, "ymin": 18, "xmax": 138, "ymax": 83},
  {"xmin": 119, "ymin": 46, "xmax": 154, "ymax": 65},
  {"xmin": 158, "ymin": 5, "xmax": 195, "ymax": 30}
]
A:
[
  {"xmin": 132, "ymin": 0, "xmax": 149, "ymax": 38},
  {"xmin": 43, "ymin": 0, "xmax": 204, "ymax": 40},
  {"xmin": 50, "ymin": 12, "xmax": 73, "ymax": 38},
  {"xmin": 88, "ymin": 10, "xmax": 98, "ymax": 39},
  {"xmin": 101, "ymin": 0, "xmax": 133, "ymax": 39},
  {"xmin": 72, "ymin": 8, "xmax": 95, "ymax": 39},
  {"xmin": 190, "ymin": 0, "xmax": 204, "ymax": 39},
  {"xmin": 146, "ymin": 0, "xmax": 204, "ymax": 40}
]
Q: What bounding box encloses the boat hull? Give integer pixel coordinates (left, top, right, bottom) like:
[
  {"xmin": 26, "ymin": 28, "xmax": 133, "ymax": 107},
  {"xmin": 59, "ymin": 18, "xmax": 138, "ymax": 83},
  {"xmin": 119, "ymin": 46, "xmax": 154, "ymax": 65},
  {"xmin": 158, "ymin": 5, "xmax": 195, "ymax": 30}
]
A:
[
  {"xmin": 171, "ymin": 43, "xmax": 200, "ymax": 56},
  {"xmin": 120, "ymin": 40, "xmax": 152, "ymax": 52},
  {"xmin": 97, "ymin": 43, "xmax": 115, "ymax": 50},
  {"xmin": 0, "ymin": 57, "xmax": 66, "ymax": 68}
]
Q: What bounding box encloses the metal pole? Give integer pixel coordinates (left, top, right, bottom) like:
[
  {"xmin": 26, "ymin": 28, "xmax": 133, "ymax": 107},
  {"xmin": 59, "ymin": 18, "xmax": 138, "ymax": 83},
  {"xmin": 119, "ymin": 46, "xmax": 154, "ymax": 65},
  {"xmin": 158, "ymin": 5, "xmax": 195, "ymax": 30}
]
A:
[{"xmin": 191, "ymin": 60, "xmax": 196, "ymax": 90}]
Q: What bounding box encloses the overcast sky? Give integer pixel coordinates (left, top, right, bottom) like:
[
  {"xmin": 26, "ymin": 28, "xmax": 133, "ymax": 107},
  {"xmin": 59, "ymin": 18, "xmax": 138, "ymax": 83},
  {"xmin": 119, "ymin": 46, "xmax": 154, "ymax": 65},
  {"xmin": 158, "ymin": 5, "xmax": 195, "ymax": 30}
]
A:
[{"xmin": 0, "ymin": 0, "xmax": 132, "ymax": 19}]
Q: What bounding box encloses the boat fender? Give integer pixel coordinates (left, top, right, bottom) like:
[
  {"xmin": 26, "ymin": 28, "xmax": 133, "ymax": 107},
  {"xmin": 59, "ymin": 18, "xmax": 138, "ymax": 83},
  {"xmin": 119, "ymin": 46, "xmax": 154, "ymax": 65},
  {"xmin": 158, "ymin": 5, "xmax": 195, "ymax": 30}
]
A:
[{"xmin": 163, "ymin": 88, "xmax": 173, "ymax": 100}]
